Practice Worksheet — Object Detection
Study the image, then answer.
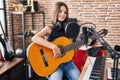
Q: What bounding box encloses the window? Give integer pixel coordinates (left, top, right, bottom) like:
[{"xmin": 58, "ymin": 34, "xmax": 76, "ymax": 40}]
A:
[{"xmin": 0, "ymin": 0, "xmax": 6, "ymax": 37}]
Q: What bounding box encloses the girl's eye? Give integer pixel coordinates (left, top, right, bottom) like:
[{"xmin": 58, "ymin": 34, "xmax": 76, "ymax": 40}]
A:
[
  {"xmin": 59, "ymin": 10, "xmax": 67, "ymax": 14},
  {"xmin": 64, "ymin": 11, "xmax": 67, "ymax": 14}
]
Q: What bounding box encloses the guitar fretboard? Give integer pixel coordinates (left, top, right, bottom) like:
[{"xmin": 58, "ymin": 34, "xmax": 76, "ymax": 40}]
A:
[{"xmin": 63, "ymin": 40, "xmax": 84, "ymax": 53}]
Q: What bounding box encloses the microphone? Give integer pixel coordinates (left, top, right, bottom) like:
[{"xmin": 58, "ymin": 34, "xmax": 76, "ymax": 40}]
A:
[
  {"xmin": 82, "ymin": 27, "xmax": 88, "ymax": 45},
  {"xmin": 65, "ymin": 22, "xmax": 79, "ymax": 39},
  {"xmin": 114, "ymin": 45, "xmax": 120, "ymax": 52}
]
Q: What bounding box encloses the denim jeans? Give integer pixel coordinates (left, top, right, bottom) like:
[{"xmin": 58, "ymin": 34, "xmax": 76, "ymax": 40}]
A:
[{"xmin": 47, "ymin": 60, "xmax": 80, "ymax": 80}]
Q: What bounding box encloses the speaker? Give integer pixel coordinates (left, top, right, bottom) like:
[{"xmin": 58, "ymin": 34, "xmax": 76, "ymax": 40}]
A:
[
  {"xmin": 34, "ymin": 1, "xmax": 38, "ymax": 11},
  {"xmin": 21, "ymin": 0, "xmax": 27, "ymax": 5}
]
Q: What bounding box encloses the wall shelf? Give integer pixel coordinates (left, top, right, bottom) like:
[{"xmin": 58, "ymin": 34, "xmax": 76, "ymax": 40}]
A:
[{"xmin": 11, "ymin": 11, "xmax": 45, "ymax": 54}]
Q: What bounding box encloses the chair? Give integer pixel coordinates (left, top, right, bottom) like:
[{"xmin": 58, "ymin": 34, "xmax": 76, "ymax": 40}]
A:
[{"xmin": 73, "ymin": 47, "xmax": 105, "ymax": 72}]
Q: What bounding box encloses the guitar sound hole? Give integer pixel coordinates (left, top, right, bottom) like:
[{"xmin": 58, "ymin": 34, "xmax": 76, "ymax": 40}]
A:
[{"xmin": 40, "ymin": 49, "xmax": 48, "ymax": 67}]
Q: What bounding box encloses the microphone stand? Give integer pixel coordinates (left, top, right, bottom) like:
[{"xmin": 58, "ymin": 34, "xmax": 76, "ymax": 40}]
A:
[{"xmin": 89, "ymin": 27, "xmax": 119, "ymax": 80}]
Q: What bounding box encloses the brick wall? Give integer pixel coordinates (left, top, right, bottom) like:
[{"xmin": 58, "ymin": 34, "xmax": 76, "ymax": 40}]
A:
[{"xmin": 5, "ymin": 0, "xmax": 120, "ymax": 55}]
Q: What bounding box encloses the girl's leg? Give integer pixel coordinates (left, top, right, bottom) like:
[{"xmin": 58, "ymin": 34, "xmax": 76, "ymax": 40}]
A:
[
  {"xmin": 48, "ymin": 67, "xmax": 63, "ymax": 80},
  {"xmin": 63, "ymin": 61, "xmax": 80, "ymax": 80}
]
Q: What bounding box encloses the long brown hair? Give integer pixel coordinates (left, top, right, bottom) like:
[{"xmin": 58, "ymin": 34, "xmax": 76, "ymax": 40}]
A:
[{"xmin": 52, "ymin": 2, "xmax": 69, "ymax": 24}]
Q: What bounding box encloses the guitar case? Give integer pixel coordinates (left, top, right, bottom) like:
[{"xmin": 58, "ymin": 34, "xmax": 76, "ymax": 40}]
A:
[{"xmin": 0, "ymin": 35, "xmax": 15, "ymax": 61}]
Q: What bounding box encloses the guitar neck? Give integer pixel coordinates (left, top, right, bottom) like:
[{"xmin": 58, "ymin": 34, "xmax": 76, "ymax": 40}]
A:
[{"xmin": 63, "ymin": 40, "xmax": 84, "ymax": 53}]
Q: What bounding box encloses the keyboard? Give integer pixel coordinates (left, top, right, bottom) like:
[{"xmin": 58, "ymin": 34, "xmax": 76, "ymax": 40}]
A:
[
  {"xmin": 107, "ymin": 68, "xmax": 120, "ymax": 80},
  {"xmin": 82, "ymin": 57, "xmax": 106, "ymax": 80}
]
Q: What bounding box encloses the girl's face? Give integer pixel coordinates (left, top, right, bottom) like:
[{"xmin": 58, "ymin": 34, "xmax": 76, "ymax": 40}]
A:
[{"xmin": 58, "ymin": 6, "xmax": 67, "ymax": 22}]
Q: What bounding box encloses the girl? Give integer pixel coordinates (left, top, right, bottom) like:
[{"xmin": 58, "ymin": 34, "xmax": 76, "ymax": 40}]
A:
[{"xmin": 31, "ymin": 2, "xmax": 80, "ymax": 80}]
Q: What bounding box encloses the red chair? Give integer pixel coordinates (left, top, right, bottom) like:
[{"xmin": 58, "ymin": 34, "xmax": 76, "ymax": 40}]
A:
[
  {"xmin": 73, "ymin": 48, "xmax": 105, "ymax": 72},
  {"xmin": 73, "ymin": 50, "xmax": 87, "ymax": 72}
]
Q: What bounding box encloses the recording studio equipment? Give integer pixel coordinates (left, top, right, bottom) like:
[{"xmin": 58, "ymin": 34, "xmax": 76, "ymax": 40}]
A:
[
  {"xmin": 88, "ymin": 28, "xmax": 108, "ymax": 40},
  {"xmin": 82, "ymin": 27, "xmax": 88, "ymax": 45},
  {"xmin": 53, "ymin": 21, "xmax": 68, "ymax": 31},
  {"xmin": 81, "ymin": 57, "xmax": 106, "ymax": 80},
  {"xmin": 53, "ymin": 21, "xmax": 64, "ymax": 30},
  {"xmin": 53, "ymin": 20, "xmax": 80, "ymax": 39},
  {"xmin": 79, "ymin": 22, "xmax": 108, "ymax": 46},
  {"xmin": 89, "ymin": 27, "xmax": 120, "ymax": 80},
  {"xmin": 89, "ymin": 27, "xmax": 116, "ymax": 58},
  {"xmin": 84, "ymin": 28, "xmax": 108, "ymax": 57},
  {"xmin": 53, "ymin": 18, "xmax": 77, "ymax": 31},
  {"xmin": 87, "ymin": 46, "xmax": 104, "ymax": 57},
  {"xmin": 114, "ymin": 45, "xmax": 120, "ymax": 52},
  {"xmin": 89, "ymin": 28, "xmax": 108, "ymax": 46},
  {"xmin": 65, "ymin": 22, "xmax": 79, "ymax": 39},
  {"xmin": 107, "ymin": 68, "xmax": 120, "ymax": 80},
  {"xmin": 33, "ymin": 1, "xmax": 38, "ymax": 11}
]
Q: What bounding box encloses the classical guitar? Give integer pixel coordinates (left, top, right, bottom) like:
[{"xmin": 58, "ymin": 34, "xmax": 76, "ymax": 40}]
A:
[{"xmin": 27, "ymin": 36, "xmax": 84, "ymax": 77}]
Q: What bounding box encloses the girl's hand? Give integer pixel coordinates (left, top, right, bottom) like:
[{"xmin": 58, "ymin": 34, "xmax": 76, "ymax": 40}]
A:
[{"xmin": 52, "ymin": 45, "xmax": 62, "ymax": 58}]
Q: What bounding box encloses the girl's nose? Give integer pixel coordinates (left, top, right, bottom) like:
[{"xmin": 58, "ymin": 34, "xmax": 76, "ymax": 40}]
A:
[{"xmin": 61, "ymin": 12, "xmax": 65, "ymax": 15}]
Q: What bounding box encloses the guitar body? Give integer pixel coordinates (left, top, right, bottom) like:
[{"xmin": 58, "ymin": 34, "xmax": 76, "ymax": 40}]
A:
[{"xmin": 27, "ymin": 37, "xmax": 74, "ymax": 77}]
